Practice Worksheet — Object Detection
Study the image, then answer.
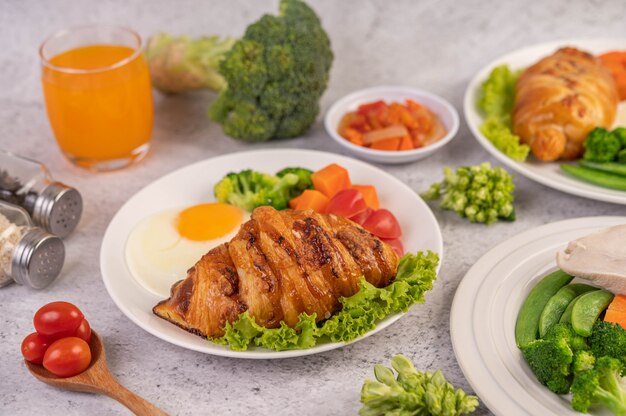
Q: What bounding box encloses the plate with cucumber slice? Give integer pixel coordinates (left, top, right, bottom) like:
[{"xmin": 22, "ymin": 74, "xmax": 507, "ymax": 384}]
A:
[{"xmin": 450, "ymin": 216, "xmax": 626, "ymax": 416}]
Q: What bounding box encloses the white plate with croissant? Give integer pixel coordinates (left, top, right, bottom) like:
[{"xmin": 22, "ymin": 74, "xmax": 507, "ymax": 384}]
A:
[
  {"xmin": 100, "ymin": 149, "xmax": 443, "ymax": 358},
  {"xmin": 464, "ymin": 38, "xmax": 626, "ymax": 205}
]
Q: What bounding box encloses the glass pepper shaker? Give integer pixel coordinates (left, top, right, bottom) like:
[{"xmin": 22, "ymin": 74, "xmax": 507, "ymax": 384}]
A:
[
  {"xmin": 0, "ymin": 150, "xmax": 82, "ymax": 237},
  {"xmin": 0, "ymin": 201, "xmax": 65, "ymax": 289}
]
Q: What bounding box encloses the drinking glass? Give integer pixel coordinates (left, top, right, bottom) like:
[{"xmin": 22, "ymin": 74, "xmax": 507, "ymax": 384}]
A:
[{"xmin": 40, "ymin": 25, "xmax": 153, "ymax": 171}]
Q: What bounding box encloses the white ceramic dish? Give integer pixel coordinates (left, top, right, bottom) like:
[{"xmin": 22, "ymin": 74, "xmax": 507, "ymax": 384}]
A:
[
  {"xmin": 464, "ymin": 38, "xmax": 626, "ymax": 205},
  {"xmin": 101, "ymin": 149, "xmax": 443, "ymax": 359},
  {"xmin": 450, "ymin": 216, "xmax": 626, "ymax": 416},
  {"xmin": 325, "ymin": 86, "xmax": 460, "ymax": 164}
]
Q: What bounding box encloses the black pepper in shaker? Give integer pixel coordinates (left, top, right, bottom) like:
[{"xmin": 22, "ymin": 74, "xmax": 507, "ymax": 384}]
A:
[{"xmin": 0, "ymin": 150, "xmax": 82, "ymax": 237}]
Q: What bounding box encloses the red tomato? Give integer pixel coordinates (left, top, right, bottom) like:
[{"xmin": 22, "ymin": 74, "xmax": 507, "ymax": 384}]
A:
[
  {"xmin": 362, "ymin": 209, "xmax": 402, "ymax": 239},
  {"xmin": 21, "ymin": 332, "xmax": 51, "ymax": 364},
  {"xmin": 73, "ymin": 319, "xmax": 91, "ymax": 343},
  {"xmin": 326, "ymin": 189, "xmax": 367, "ymax": 219},
  {"xmin": 383, "ymin": 238, "xmax": 404, "ymax": 257},
  {"xmin": 350, "ymin": 208, "xmax": 373, "ymax": 225},
  {"xmin": 43, "ymin": 337, "xmax": 91, "ymax": 378},
  {"xmin": 34, "ymin": 301, "xmax": 84, "ymax": 340}
]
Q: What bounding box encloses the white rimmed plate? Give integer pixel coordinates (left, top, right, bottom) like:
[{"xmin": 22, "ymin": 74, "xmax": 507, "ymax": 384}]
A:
[
  {"xmin": 464, "ymin": 38, "xmax": 626, "ymax": 205},
  {"xmin": 450, "ymin": 216, "xmax": 626, "ymax": 415},
  {"xmin": 101, "ymin": 149, "xmax": 443, "ymax": 359}
]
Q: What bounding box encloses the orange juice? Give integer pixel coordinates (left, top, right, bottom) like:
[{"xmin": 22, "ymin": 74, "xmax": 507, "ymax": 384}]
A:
[{"xmin": 42, "ymin": 44, "xmax": 153, "ymax": 169}]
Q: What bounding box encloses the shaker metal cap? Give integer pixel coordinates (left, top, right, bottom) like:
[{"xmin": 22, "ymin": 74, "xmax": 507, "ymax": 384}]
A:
[
  {"xmin": 32, "ymin": 182, "xmax": 82, "ymax": 238},
  {"xmin": 11, "ymin": 228, "xmax": 65, "ymax": 289}
]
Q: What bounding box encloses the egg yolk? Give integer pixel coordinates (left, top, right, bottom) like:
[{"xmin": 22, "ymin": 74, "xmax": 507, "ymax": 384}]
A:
[{"xmin": 176, "ymin": 203, "xmax": 243, "ymax": 241}]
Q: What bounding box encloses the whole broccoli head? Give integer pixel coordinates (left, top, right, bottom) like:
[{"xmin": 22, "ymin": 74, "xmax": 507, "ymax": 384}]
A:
[
  {"xmin": 214, "ymin": 169, "xmax": 299, "ymax": 212},
  {"xmin": 583, "ymin": 128, "xmax": 622, "ymax": 162},
  {"xmin": 208, "ymin": 0, "xmax": 333, "ymax": 141},
  {"xmin": 571, "ymin": 356, "xmax": 626, "ymax": 415},
  {"xmin": 421, "ymin": 162, "xmax": 516, "ymax": 225},
  {"xmin": 589, "ymin": 321, "xmax": 626, "ymax": 371}
]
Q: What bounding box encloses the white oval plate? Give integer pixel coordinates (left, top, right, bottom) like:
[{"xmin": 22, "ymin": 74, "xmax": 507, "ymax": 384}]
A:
[
  {"xmin": 450, "ymin": 216, "xmax": 626, "ymax": 415},
  {"xmin": 464, "ymin": 38, "xmax": 626, "ymax": 205},
  {"xmin": 101, "ymin": 149, "xmax": 443, "ymax": 359}
]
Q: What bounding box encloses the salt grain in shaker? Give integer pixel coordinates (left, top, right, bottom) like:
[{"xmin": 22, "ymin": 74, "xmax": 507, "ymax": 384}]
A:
[
  {"xmin": 0, "ymin": 201, "xmax": 65, "ymax": 289},
  {"xmin": 0, "ymin": 150, "xmax": 82, "ymax": 237}
]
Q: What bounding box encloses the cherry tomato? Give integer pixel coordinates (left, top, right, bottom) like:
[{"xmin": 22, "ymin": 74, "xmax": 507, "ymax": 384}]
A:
[
  {"xmin": 326, "ymin": 189, "xmax": 367, "ymax": 219},
  {"xmin": 34, "ymin": 301, "xmax": 84, "ymax": 340},
  {"xmin": 43, "ymin": 337, "xmax": 91, "ymax": 378},
  {"xmin": 73, "ymin": 319, "xmax": 91, "ymax": 343},
  {"xmin": 21, "ymin": 332, "xmax": 51, "ymax": 364},
  {"xmin": 383, "ymin": 238, "xmax": 404, "ymax": 257},
  {"xmin": 362, "ymin": 209, "xmax": 402, "ymax": 239},
  {"xmin": 349, "ymin": 207, "xmax": 373, "ymax": 225}
]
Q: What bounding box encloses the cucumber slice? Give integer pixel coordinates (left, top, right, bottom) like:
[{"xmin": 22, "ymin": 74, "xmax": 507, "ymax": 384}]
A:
[
  {"xmin": 571, "ymin": 290, "xmax": 615, "ymax": 337},
  {"xmin": 515, "ymin": 270, "xmax": 574, "ymax": 347},
  {"xmin": 539, "ymin": 284, "xmax": 598, "ymax": 338}
]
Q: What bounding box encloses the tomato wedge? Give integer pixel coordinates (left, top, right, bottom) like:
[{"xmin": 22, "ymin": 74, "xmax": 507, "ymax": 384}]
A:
[
  {"xmin": 350, "ymin": 207, "xmax": 373, "ymax": 225},
  {"xmin": 362, "ymin": 209, "xmax": 402, "ymax": 239},
  {"xmin": 326, "ymin": 189, "xmax": 368, "ymax": 219},
  {"xmin": 383, "ymin": 238, "xmax": 404, "ymax": 257}
]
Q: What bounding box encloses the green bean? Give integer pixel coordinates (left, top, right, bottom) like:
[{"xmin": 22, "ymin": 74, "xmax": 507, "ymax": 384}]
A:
[
  {"xmin": 578, "ymin": 160, "xmax": 626, "ymax": 177},
  {"xmin": 560, "ymin": 164, "xmax": 626, "ymax": 191}
]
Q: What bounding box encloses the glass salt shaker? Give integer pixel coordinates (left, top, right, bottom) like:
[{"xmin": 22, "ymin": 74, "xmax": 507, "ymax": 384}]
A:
[
  {"xmin": 0, "ymin": 201, "xmax": 65, "ymax": 289},
  {"xmin": 0, "ymin": 150, "xmax": 82, "ymax": 237}
]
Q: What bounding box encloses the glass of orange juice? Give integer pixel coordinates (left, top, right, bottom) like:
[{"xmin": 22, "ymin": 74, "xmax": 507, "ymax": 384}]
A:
[{"xmin": 40, "ymin": 26, "xmax": 153, "ymax": 171}]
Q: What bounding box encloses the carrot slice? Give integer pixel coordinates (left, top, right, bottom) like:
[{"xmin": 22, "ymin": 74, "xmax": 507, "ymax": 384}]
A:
[
  {"xmin": 352, "ymin": 185, "xmax": 380, "ymax": 210},
  {"xmin": 311, "ymin": 164, "xmax": 352, "ymax": 198},
  {"xmin": 370, "ymin": 137, "xmax": 401, "ymax": 151},
  {"xmin": 398, "ymin": 135, "xmax": 413, "ymax": 151},
  {"xmin": 294, "ymin": 189, "xmax": 330, "ymax": 213},
  {"xmin": 607, "ymin": 294, "xmax": 626, "ymax": 313},
  {"xmin": 343, "ymin": 127, "xmax": 364, "ymax": 146},
  {"xmin": 289, "ymin": 194, "xmax": 304, "ymax": 209}
]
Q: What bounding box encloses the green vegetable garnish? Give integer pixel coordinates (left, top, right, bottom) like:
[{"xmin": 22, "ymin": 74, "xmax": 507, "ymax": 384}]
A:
[
  {"xmin": 571, "ymin": 356, "xmax": 626, "ymax": 415},
  {"xmin": 214, "ymin": 168, "xmax": 309, "ymax": 212},
  {"xmin": 210, "ymin": 251, "xmax": 439, "ymax": 351},
  {"xmin": 276, "ymin": 167, "xmax": 313, "ymax": 199},
  {"xmin": 583, "ymin": 127, "xmax": 622, "ymax": 163},
  {"xmin": 421, "ymin": 162, "xmax": 516, "ymax": 225},
  {"xmin": 145, "ymin": 0, "xmax": 333, "ymax": 142},
  {"xmin": 477, "ymin": 65, "xmax": 529, "ymax": 161},
  {"xmin": 359, "ymin": 354, "xmax": 479, "ymax": 416}
]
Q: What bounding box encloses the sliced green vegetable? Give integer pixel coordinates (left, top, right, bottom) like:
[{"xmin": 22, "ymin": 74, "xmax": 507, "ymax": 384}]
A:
[
  {"xmin": 539, "ymin": 284, "xmax": 598, "ymax": 338},
  {"xmin": 571, "ymin": 290, "xmax": 614, "ymax": 337},
  {"xmin": 578, "ymin": 160, "xmax": 626, "ymax": 177},
  {"xmin": 515, "ymin": 270, "xmax": 574, "ymax": 348},
  {"xmin": 560, "ymin": 290, "xmax": 600, "ymax": 324},
  {"xmin": 560, "ymin": 164, "xmax": 626, "ymax": 191}
]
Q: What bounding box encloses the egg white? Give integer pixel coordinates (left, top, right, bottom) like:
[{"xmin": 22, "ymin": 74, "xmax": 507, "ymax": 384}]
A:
[{"xmin": 125, "ymin": 207, "xmax": 250, "ymax": 297}]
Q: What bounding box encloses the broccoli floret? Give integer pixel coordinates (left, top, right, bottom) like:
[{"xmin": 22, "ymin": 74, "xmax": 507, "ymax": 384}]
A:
[
  {"xmin": 613, "ymin": 127, "xmax": 626, "ymax": 148},
  {"xmin": 214, "ymin": 170, "xmax": 299, "ymax": 212},
  {"xmin": 548, "ymin": 322, "xmax": 589, "ymax": 353},
  {"xmin": 276, "ymin": 167, "xmax": 313, "ymax": 198},
  {"xmin": 421, "ymin": 162, "xmax": 515, "ymax": 225},
  {"xmin": 208, "ymin": 0, "xmax": 333, "ymax": 141},
  {"xmin": 522, "ymin": 336, "xmax": 573, "ymax": 394},
  {"xmin": 573, "ymin": 351, "xmax": 597, "ymax": 375},
  {"xmin": 583, "ymin": 128, "xmax": 622, "ymax": 162},
  {"xmin": 571, "ymin": 357, "xmax": 626, "ymax": 415},
  {"xmin": 589, "ymin": 321, "xmax": 626, "ymax": 371},
  {"xmin": 618, "ymin": 149, "xmax": 626, "ymax": 164}
]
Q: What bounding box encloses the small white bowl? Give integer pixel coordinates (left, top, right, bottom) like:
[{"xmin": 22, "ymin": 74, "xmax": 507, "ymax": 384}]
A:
[{"xmin": 324, "ymin": 86, "xmax": 460, "ymax": 164}]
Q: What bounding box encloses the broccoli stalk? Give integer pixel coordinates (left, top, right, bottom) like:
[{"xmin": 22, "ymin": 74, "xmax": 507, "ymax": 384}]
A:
[
  {"xmin": 571, "ymin": 357, "xmax": 626, "ymax": 415},
  {"xmin": 145, "ymin": 0, "xmax": 333, "ymax": 142}
]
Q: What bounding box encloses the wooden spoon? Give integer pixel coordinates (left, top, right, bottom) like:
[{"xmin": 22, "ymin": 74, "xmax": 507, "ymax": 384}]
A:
[{"xmin": 26, "ymin": 331, "xmax": 168, "ymax": 416}]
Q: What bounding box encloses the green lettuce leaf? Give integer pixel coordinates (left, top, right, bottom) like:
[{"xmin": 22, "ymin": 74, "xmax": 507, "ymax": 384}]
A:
[
  {"xmin": 477, "ymin": 64, "xmax": 529, "ymax": 162},
  {"xmin": 209, "ymin": 251, "xmax": 439, "ymax": 352}
]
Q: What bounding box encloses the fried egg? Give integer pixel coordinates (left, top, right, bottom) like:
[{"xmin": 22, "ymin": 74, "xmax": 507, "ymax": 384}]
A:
[{"xmin": 125, "ymin": 203, "xmax": 249, "ymax": 297}]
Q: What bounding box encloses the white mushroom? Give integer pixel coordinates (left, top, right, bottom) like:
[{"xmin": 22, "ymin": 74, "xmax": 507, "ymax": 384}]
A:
[{"xmin": 556, "ymin": 224, "xmax": 626, "ymax": 295}]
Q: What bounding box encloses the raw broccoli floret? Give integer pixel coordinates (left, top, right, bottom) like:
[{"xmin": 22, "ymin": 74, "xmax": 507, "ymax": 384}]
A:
[
  {"xmin": 583, "ymin": 128, "xmax": 622, "ymax": 162},
  {"xmin": 209, "ymin": 0, "xmax": 333, "ymax": 141},
  {"xmin": 214, "ymin": 170, "xmax": 299, "ymax": 212},
  {"xmin": 276, "ymin": 167, "xmax": 313, "ymax": 198},
  {"xmin": 520, "ymin": 323, "xmax": 589, "ymax": 394},
  {"xmin": 589, "ymin": 321, "xmax": 626, "ymax": 371},
  {"xmin": 573, "ymin": 351, "xmax": 597, "ymax": 376},
  {"xmin": 571, "ymin": 356, "xmax": 626, "ymax": 415},
  {"xmin": 421, "ymin": 162, "xmax": 515, "ymax": 225}
]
